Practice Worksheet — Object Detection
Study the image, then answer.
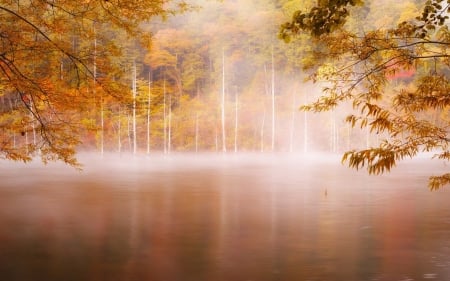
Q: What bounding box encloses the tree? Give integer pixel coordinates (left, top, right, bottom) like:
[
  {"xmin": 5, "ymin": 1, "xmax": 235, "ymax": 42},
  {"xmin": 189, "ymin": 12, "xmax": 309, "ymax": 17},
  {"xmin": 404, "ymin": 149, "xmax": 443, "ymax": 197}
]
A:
[
  {"xmin": 280, "ymin": 0, "xmax": 450, "ymax": 189},
  {"xmin": 0, "ymin": 0, "xmax": 189, "ymax": 165},
  {"xmin": 221, "ymin": 48, "xmax": 227, "ymax": 152}
]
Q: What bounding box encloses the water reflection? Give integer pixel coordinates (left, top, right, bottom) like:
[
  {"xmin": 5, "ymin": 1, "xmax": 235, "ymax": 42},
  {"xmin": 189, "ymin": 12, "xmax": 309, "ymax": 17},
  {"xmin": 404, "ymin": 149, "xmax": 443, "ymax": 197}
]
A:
[{"xmin": 1, "ymin": 154, "xmax": 450, "ymax": 281}]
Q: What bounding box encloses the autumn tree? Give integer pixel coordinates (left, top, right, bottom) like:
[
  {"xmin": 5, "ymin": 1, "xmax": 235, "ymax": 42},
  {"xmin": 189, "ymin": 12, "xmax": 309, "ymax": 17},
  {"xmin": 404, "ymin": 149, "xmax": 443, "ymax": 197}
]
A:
[
  {"xmin": 280, "ymin": 0, "xmax": 450, "ymax": 189},
  {"xmin": 0, "ymin": 0, "xmax": 189, "ymax": 165}
]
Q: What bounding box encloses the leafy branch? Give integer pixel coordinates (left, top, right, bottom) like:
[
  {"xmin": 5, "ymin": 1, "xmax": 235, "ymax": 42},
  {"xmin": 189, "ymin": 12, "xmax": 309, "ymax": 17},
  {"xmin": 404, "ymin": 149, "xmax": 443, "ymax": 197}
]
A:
[{"xmin": 282, "ymin": 0, "xmax": 450, "ymax": 189}]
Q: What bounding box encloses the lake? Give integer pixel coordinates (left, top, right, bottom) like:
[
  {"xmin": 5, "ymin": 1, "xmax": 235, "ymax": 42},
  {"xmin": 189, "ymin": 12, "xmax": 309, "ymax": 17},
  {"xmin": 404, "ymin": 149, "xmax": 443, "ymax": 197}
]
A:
[{"xmin": 0, "ymin": 153, "xmax": 450, "ymax": 281}]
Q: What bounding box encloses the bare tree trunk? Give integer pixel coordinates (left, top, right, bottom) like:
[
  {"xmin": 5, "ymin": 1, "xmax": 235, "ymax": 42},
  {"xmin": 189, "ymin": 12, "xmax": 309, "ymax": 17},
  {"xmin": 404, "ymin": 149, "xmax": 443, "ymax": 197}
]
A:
[
  {"xmin": 94, "ymin": 36, "xmax": 104, "ymax": 156},
  {"xmin": 271, "ymin": 45, "xmax": 275, "ymax": 152},
  {"xmin": 147, "ymin": 72, "xmax": 151, "ymax": 155},
  {"xmin": 260, "ymin": 108, "xmax": 266, "ymax": 152},
  {"xmin": 195, "ymin": 113, "xmax": 199, "ymax": 152},
  {"xmin": 132, "ymin": 61, "xmax": 137, "ymax": 154},
  {"xmin": 195, "ymin": 87, "xmax": 200, "ymax": 153},
  {"xmin": 60, "ymin": 34, "xmax": 64, "ymax": 81},
  {"xmin": 221, "ymin": 48, "xmax": 226, "ymax": 153},
  {"xmin": 100, "ymin": 99, "xmax": 104, "ymax": 155},
  {"xmin": 163, "ymin": 78, "xmax": 167, "ymax": 154},
  {"xmin": 234, "ymin": 91, "xmax": 238, "ymax": 153},
  {"xmin": 32, "ymin": 118, "xmax": 36, "ymax": 146},
  {"xmin": 261, "ymin": 63, "xmax": 270, "ymax": 153},
  {"xmin": 28, "ymin": 99, "xmax": 37, "ymax": 148},
  {"xmin": 168, "ymin": 93, "xmax": 172, "ymax": 154},
  {"xmin": 127, "ymin": 114, "xmax": 132, "ymax": 152},
  {"xmin": 25, "ymin": 131, "xmax": 28, "ymax": 155},
  {"xmin": 215, "ymin": 124, "xmax": 218, "ymax": 152},
  {"xmin": 118, "ymin": 106, "xmax": 122, "ymax": 153}
]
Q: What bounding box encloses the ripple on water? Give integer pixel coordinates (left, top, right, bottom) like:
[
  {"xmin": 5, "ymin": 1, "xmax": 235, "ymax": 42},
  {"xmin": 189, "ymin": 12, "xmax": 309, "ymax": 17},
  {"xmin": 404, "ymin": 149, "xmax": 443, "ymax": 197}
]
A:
[{"xmin": 423, "ymin": 273, "xmax": 437, "ymax": 279}]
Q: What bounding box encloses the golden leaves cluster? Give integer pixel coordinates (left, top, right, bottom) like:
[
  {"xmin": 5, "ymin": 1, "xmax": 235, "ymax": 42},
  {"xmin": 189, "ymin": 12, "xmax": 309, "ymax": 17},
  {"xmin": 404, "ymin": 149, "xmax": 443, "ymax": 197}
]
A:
[
  {"xmin": 288, "ymin": 1, "xmax": 450, "ymax": 189},
  {"xmin": 0, "ymin": 0, "xmax": 189, "ymax": 165}
]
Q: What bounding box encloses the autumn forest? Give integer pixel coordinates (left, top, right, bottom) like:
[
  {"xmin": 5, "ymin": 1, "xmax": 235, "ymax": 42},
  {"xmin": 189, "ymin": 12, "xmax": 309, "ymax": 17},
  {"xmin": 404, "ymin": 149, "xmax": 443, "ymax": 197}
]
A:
[
  {"xmin": 3, "ymin": 2, "xmax": 450, "ymax": 280},
  {"xmin": 1, "ymin": 0, "xmax": 449, "ymax": 186}
]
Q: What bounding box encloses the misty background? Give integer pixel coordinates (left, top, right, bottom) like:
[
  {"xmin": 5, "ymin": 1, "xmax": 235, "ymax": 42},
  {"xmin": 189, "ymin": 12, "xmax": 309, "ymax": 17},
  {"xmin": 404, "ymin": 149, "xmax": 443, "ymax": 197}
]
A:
[{"xmin": 60, "ymin": 0, "xmax": 418, "ymax": 155}]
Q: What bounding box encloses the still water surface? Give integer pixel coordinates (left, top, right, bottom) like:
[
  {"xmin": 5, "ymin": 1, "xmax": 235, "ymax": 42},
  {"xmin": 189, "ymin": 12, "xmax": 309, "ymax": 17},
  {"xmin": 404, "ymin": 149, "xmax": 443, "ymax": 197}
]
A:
[{"xmin": 1, "ymin": 153, "xmax": 450, "ymax": 281}]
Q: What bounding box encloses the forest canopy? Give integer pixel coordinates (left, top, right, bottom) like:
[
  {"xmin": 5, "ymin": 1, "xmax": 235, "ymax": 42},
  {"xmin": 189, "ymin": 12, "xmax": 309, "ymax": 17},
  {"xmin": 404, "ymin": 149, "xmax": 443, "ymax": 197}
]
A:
[{"xmin": 280, "ymin": 0, "xmax": 450, "ymax": 189}]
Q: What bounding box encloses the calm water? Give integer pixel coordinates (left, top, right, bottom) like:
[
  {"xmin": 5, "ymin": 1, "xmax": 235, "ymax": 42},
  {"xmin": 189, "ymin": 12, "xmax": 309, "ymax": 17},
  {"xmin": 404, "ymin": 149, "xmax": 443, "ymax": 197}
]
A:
[{"xmin": 1, "ymin": 153, "xmax": 450, "ymax": 281}]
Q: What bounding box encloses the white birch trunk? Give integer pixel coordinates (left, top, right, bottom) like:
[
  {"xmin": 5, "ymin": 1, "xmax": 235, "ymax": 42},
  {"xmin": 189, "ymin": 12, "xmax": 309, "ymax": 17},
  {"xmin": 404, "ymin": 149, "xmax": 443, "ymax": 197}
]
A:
[
  {"xmin": 234, "ymin": 92, "xmax": 238, "ymax": 153},
  {"xmin": 221, "ymin": 48, "xmax": 226, "ymax": 152},
  {"xmin": 147, "ymin": 73, "xmax": 151, "ymax": 155},
  {"xmin": 32, "ymin": 121, "xmax": 36, "ymax": 146},
  {"xmin": 132, "ymin": 61, "xmax": 137, "ymax": 154},
  {"xmin": 127, "ymin": 114, "xmax": 132, "ymax": 151},
  {"xmin": 168, "ymin": 94, "xmax": 172, "ymax": 154},
  {"xmin": 60, "ymin": 34, "xmax": 64, "ymax": 80},
  {"xmin": 118, "ymin": 106, "xmax": 122, "ymax": 153},
  {"xmin": 261, "ymin": 108, "xmax": 266, "ymax": 152},
  {"xmin": 195, "ymin": 112, "xmax": 199, "ymax": 153},
  {"xmin": 163, "ymin": 78, "xmax": 167, "ymax": 154},
  {"xmin": 215, "ymin": 125, "xmax": 218, "ymax": 152},
  {"xmin": 271, "ymin": 45, "xmax": 275, "ymax": 152},
  {"xmin": 100, "ymin": 99, "xmax": 104, "ymax": 155},
  {"xmin": 28, "ymin": 99, "xmax": 36, "ymax": 147},
  {"xmin": 261, "ymin": 63, "xmax": 270, "ymax": 153},
  {"xmin": 94, "ymin": 37, "xmax": 104, "ymax": 156},
  {"xmin": 195, "ymin": 86, "xmax": 200, "ymax": 153}
]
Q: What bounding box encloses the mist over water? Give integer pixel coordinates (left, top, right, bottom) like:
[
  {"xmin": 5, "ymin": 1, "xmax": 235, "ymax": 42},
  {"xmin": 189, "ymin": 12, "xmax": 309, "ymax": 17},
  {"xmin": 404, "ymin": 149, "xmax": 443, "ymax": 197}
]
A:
[{"xmin": 1, "ymin": 153, "xmax": 450, "ymax": 281}]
